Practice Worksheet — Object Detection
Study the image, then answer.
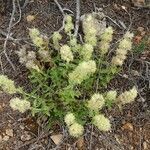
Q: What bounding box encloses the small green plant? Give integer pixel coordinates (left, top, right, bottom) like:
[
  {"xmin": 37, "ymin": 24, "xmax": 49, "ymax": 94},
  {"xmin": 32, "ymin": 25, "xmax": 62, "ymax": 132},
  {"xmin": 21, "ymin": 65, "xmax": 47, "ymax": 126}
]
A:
[
  {"xmin": 133, "ymin": 37, "xmax": 149, "ymax": 54},
  {"xmin": 0, "ymin": 13, "xmax": 138, "ymax": 137}
]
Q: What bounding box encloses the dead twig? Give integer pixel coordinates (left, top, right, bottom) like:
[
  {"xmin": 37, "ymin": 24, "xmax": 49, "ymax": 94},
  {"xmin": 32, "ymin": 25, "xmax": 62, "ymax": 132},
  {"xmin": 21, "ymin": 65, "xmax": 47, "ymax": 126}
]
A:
[
  {"xmin": 74, "ymin": 0, "xmax": 80, "ymax": 37},
  {"xmin": 89, "ymin": 125, "xmax": 94, "ymax": 150},
  {"xmin": 2, "ymin": 0, "xmax": 16, "ymax": 71},
  {"xmin": 53, "ymin": 0, "xmax": 66, "ymax": 32},
  {"xmin": 54, "ymin": 0, "xmax": 64, "ymax": 17},
  {"xmin": 12, "ymin": 0, "xmax": 22, "ymax": 28}
]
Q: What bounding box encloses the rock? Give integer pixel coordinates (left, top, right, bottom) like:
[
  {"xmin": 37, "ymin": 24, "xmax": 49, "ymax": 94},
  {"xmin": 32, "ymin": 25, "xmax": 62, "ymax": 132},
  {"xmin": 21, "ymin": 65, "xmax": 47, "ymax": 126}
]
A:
[
  {"xmin": 143, "ymin": 141, "xmax": 148, "ymax": 149},
  {"xmin": 26, "ymin": 15, "xmax": 35, "ymax": 22},
  {"xmin": 122, "ymin": 122, "xmax": 134, "ymax": 131},
  {"xmin": 50, "ymin": 134, "xmax": 63, "ymax": 145},
  {"xmin": 0, "ymin": 104, "xmax": 3, "ymax": 112},
  {"xmin": 76, "ymin": 137, "xmax": 85, "ymax": 150},
  {"xmin": 19, "ymin": 125, "xmax": 25, "ymax": 130},
  {"xmin": 21, "ymin": 131, "xmax": 32, "ymax": 141},
  {"xmin": 6, "ymin": 129, "xmax": 13, "ymax": 137}
]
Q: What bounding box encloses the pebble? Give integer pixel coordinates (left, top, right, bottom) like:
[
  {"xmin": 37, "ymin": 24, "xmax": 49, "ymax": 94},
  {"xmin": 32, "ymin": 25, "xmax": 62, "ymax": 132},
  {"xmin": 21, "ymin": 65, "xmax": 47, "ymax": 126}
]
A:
[
  {"xmin": 143, "ymin": 141, "xmax": 147, "ymax": 150},
  {"xmin": 6, "ymin": 129, "xmax": 13, "ymax": 137},
  {"xmin": 0, "ymin": 104, "xmax": 3, "ymax": 112},
  {"xmin": 21, "ymin": 131, "xmax": 32, "ymax": 141},
  {"xmin": 3, "ymin": 135, "xmax": 9, "ymax": 141},
  {"xmin": 122, "ymin": 122, "xmax": 134, "ymax": 131},
  {"xmin": 50, "ymin": 134, "xmax": 63, "ymax": 145},
  {"xmin": 19, "ymin": 125, "xmax": 25, "ymax": 130}
]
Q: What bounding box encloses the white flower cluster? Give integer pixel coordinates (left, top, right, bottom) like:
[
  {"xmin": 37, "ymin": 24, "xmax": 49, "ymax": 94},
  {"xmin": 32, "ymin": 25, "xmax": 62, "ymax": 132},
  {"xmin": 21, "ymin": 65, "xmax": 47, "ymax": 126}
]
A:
[
  {"xmin": 117, "ymin": 86, "xmax": 138, "ymax": 105},
  {"xmin": 38, "ymin": 50, "xmax": 51, "ymax": 62},
  {"xmin": 81, "ymin": 44, "xmax": 94, "ymax": 60},
  {"xmin": 87, "ymin": 93, "xmax": 105, "ymax": 111},
  {"xmin": 64, "ymin": 15, "xmax": 74, "ymax": 33},
  {"xmin": 105, "ymin": 90, "xmax": 117, "ymax": 101},
  {"xmin": 69, "ymin": 123, "xmax": 84, "ymax": 138},
  {"xmin": 69, "ymin": 60, "xmax": 96, "ymax": 85},
  {"xmin": 82, "ymin": 14, "xmax": 97, "ymax": 46},
  {"xmin": 99, "ymin": 26, "xmax": 113, "ymax": 55},
  {"xmin": 29, "ymin": 28, "xmax": 46, "ymax": 49},
  {"xmin": 92, "ymin": 114, "xmax": 111, "ymax": 131},
  {"xmin": 87, "ymin": 93, "xmax": 111, "ymax": 131},
  {"xmin": 111, "ymin": 31, "xmax": 134, "ymax": 66},
  {"xmin": 69, "ymin": 37, "xmax": 81, "ymax": 52},
  {"xmin": 0, "ymin": 75, "xmax": 18, "ymax": 94},
  {"xmin": 60, "ymin": 45, "xmax": 74, "ymax": 63},
  {"xmin": 29, "ymin": 28, "xmax": 51, "ymax": 62},
  {"xmin": 64, "ymin": 113, "xmax": 84, "ymax": 137},
  {"xmin": 52, "ymin": 31, "xmax": 62, "ymax": 50},
  {"xmin": 64, "ymin": 112, "xmax": 76, "ymax": 126},
  {"xmin": 10, "ymin": 98, "xmax": 30, "ymax": 113},
  {"xmin": 17, "ymin": 47, "xmax": 40, "ymax": 71}
]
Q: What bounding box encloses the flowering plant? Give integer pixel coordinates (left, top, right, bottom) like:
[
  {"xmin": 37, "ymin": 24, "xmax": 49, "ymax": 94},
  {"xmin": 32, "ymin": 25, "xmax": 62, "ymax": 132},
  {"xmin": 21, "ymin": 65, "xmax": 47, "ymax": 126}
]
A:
[{"xmin": 0, "ymin": 13, "xmax": 137, "ymax": 138}]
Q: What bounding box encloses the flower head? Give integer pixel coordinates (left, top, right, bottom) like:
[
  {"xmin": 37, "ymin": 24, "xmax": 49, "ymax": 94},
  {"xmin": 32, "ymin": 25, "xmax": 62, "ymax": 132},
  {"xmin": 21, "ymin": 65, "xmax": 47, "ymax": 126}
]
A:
[
  {"xmin": 52, "ymin": 32, "xmax": 62, "ymax": 50},
  {"xmin": 106, "ymin": 90, "xmax": 117, "ymax": 101},
  {"xmin": 29, "ymin": 28, "xmax": 40, "ymax": 37},
  {"xmin": 69, "ymin": 122, "xmax": 84, "ymax": 137},
  {"xmin": 111, "ymin": 31, "xmax": 134, "ymax": 66},
  {"xmin": 38, "ymin": 50, "xmax": 51, "ymax": 62},
  {"xmin": 99, "ymin": 26, "xmax": 113, "ymax": 54},
  {"xmin": 64, "ymin": 15, "xmax": 74, "ymax": 33},
  {"xmin": 100, "ymin": 26, "xmax": 113, "ymax": 42},
  {"xmin": 0, "ymin": 75, "xmax": 17, "ymax": 94},
  {"xmin": 118, "ymin": 39, "xmax": 132, "ymax": 51},
  {"xmin": 10, "ymin": 98, "xmax": 30, "ymax": 113},
  {"xmin": 87, "ymin": 94, "xmax": 105, "ymax": 111},
  {"xmin": 81, "ymin": 44, "xmax": 93, "ymax": 60},
  {"xmin": 82, "ymin": 14, "xmax": 97, "ymax": 36},
  {"xmin": 29, "ymin": 28, "xmax": 47, "ymax": 49},
  {"xmin": 82, "ymin": 14, "xmax": 97, "ymax": 46},
  {"xmin": 64, "ymin": 113, "xmax": 76, "ymax": 126},
  {"xmin": 93, "ymin": 114, "xmax": 111, "ymax": 131},
  {"xmin": 26, "ymin": 60, "xmax": 40, "ymax": 72},
  {"xmin": 60, "ymin": 45, "xmax": 73, "ymax": 63},
  {"xmin": 69, "ymin": 60, "xmax": 96, "ymax": 85},
  {"xmin": 52, "ymin": 32, "xmax": 62, "ymax": 41},
  {"xmin": 117, "ymin": 86, "xmax": 138, "ymax": 105}
]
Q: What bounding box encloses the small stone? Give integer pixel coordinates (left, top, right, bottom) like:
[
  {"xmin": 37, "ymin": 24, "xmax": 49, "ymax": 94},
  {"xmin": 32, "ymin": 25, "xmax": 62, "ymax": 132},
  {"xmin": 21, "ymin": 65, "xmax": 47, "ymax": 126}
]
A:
[
  {"xmin": 143, "ymin": 141, "xmax": 147, "ymax": 150},
  {"xmin": 51, "ymin": 134, "xmax": 63, "ymax": 145},
  {"xmin": 76, "ymin": 137, "xmax": 85, "ymax": 149},
  {"xmin": 6, "ymin": 129, "xmax": 13, "ymax": 137},
  {"xmin": 26, "ymin": 15, "xmax": 35, "ymax": 22},
  {"xmin": 122, "ymin": 122, "xmax": 134, "ymax": 131},
  {"xmin": 19, "ymin": 125, "xmax": 25, "ymax": 130},
  {"xmin": 0, "ymin": 104, "xmax": 3, "ymax": 112},
  {"xmin": 21, "ymin": 132, "xmax": 32, "ymax": 141},
  {"xmin": 2, "ymin": 103, "xmax": 5, "ymax": 107},
  {"xmin": 137, "ymin": 27, "xmax": 144, "ymax": 33},
  {"xmin": 122, "ymin": 74, "xmax": 128, "ymax": 78},
  {"xmin": 131, "ymin": 70, "xmax": 140, "ymax": 76},
  {"xmin": 3, "ymin": 135, "xmax": 9, "ymax": 141}
]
